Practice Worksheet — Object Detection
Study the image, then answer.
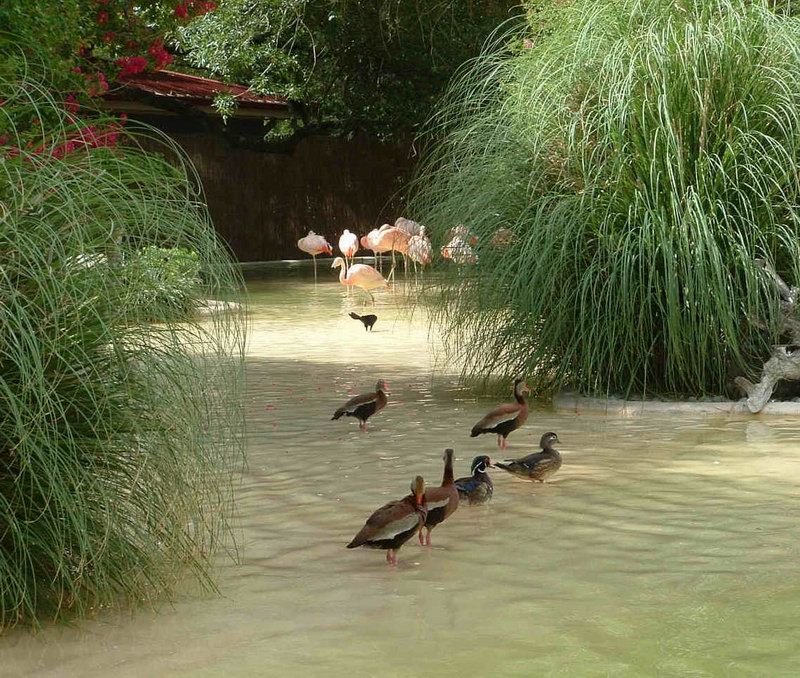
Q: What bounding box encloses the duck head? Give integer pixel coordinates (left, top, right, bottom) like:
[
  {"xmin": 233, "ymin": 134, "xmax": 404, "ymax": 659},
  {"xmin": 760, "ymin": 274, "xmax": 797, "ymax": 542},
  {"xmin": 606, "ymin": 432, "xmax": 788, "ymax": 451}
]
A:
[
  {"xmin": 470, "ymin": 455, "xmax": 493, "ymax": 475},
  {"xmin": 411, "ymin": 475, "xmax": 425, "ymax": 506},
  {"xmin": 513, "ymin": 378, "xmax": 531, "ymax": 397},
  {"xmin": 540, "ymin": 432, "xmax": 560, "ymax": 449},
  {"xmin": 375, "ymin": 379, "xmax": 390, "ymax": 395}
]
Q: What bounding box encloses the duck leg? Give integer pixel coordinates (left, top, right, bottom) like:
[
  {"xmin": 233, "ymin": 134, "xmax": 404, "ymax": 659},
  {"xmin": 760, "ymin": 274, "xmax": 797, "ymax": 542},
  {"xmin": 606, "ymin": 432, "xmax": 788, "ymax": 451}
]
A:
[
  {"xmin": 386, "ymin": 549, "xmax": 397, "ymax": 565},
  {"xmin": 424, "ymin": 528, "xmax": 432, "ymax": 546}
]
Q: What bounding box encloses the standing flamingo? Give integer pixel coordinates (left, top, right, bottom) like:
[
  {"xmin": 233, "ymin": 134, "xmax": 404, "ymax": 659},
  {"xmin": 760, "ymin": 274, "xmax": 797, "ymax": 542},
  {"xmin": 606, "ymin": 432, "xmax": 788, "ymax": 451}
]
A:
[
  {"xmin": 441, "ymin": 236, "xmax": 477, "ymax": 264},
  {"xmin": 361, "ymin": 229, "xmax": 382, "ymax": 270},
  {"xmin": 297, "ymin": 231, "xmax": 333, "ymax": 281},
  {"xmin": 331, "ymin": 256, "xmax": 388, "ymax": 304},
  {"xmin": 407, "ymin": 226, "xmax": 432, "ymax": 281},
  {"xmin": 394, "ymin": 217, "xmax": 423, "ymax": 237},
  {"xmin": 338, "ymin": 229, "xmax": 359, "ymax": 267},
  {"xmin": 373, "ymin": 226, "xmax": 410, "ymax": 281}
]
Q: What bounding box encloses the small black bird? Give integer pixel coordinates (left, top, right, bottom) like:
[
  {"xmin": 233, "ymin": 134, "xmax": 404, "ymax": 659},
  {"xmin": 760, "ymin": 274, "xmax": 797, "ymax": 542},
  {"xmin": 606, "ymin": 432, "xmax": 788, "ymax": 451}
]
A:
[{"xmin": 349, "ymin": 312, "xmax": 377, "ymax": 331}]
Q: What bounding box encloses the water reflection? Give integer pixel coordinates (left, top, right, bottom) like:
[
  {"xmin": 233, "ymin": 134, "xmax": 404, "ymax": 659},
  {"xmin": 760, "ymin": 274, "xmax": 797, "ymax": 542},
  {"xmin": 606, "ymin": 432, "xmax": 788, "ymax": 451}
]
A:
[{"xmin": 3, "ymin": 275, "xmax": 800, "ymax": 677}]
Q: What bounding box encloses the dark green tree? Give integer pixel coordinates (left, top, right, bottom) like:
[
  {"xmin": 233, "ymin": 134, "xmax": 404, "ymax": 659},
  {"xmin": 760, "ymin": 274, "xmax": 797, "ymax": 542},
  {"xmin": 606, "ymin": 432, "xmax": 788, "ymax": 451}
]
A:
[{"xmin": 177, "ymin": 0, "xmax": 520, "ymax": 138}]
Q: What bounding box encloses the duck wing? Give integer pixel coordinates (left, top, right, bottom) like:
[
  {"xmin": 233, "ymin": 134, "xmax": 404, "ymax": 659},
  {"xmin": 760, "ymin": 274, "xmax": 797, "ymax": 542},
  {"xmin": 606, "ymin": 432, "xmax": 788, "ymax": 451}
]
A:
[
  {"xmin": 496, "ymin": 451, "xmax": 548, "ymax": 473},
  {"xmin": 332, "ymin": 391, "xmax": 378, "ymax": 419},
  {"xmin": 347, "ymin": 497, "xmax": 423, "ymax": 548},
  {"xmin": 471, "ymin": 402, "xmax": 521, "ymax": 434},
  {"xmin": 454, "ymin": 475, "xmax": 481, "ymax": 495}
]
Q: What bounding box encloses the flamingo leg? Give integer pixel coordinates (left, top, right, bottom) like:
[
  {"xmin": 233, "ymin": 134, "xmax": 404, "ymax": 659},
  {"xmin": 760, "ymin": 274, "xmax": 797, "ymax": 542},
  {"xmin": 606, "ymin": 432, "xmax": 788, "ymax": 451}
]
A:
[{"xmin": 312, "ymin": 254, "xmax": 317, "ymax": 282}]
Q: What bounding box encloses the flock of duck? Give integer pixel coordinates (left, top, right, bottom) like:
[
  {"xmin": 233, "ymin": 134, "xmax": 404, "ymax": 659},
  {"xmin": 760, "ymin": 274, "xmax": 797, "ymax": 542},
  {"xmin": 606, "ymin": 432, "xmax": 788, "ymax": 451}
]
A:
[
  {"xmin": 333, "ymin": 375, "xmax": 562, "ymax": 565},
  {"xmin": 299, "ymin": 217, "xmax": 540, "ymax": 565}
]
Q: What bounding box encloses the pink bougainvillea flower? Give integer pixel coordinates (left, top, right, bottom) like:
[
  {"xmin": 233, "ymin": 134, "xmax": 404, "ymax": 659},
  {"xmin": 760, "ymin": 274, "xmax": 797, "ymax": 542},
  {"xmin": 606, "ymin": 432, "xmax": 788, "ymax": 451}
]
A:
[
  {"xmin": 174, "ymin": 2, "xmax": 189, "ymax": 18},
  {"xmin": 96, "ymin": 10, "xmax": 109, "ymax": 24},
  {"xmin": 115, "ymin": 56, "xmax": 148, "ymax": 79},
  {"xmin": 64, "ymin": 94, "xmax": 79, "ymax": 114}
]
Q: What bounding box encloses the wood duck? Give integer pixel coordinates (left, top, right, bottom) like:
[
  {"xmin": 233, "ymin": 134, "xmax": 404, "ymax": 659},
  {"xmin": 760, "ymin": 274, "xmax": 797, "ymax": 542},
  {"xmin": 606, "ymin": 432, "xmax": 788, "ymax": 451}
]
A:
[
  {"xmin": 454, "ymin": 455, "xmax": 494, "ymax": 505},
  {"xmin": 347, "ymin": 476, "xmax": 427, "ymax": 565},
  {"xmin": 348, "ymin": 312, "xmax": 377, "ymax": 331},
  {"xmin": 495, "ymin": 432, "xmax": 562, "ymax": 482},
  {"xmin": 331, "ymin": 379, "xmax": 389, "ymax": 431},
  {"xmin": 420, "ymin": 449, "xmax": 459, "ymax": 546},
  {"xmin": 470, "ymin": 378, "xmax": 531, "ymax": 449}
]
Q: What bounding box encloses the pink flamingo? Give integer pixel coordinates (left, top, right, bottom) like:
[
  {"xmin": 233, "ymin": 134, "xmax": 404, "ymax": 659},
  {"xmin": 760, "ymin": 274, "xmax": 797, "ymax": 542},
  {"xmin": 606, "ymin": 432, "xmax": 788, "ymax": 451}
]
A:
[
  {"xmin": 394, "ymin": 216, "xmax": 423, "ymax": 237},
  {"xmin": 297, "ymin": 230, "xmax": 333, "ymax": 281},
  {"xmin": 441, "ymin": 236, "xmax": 477, "ymax": 264},
  {"xmin": 361, "ymin": 229, "xmax": 382, "ymax": 270},
  {"xmin": 407, "ymin": 226, "xmax": 432, "ymax": 280},
  {"xmin": 331, "ymin": 256, "xmax": 388, "ymax": 304},
  {"xmin": 338, "ymin": 229, "xmax": 359, "ymax": 268},
  {"xmin": 373, "ymin": 226, "xmax": 410, "ymax": 281}
]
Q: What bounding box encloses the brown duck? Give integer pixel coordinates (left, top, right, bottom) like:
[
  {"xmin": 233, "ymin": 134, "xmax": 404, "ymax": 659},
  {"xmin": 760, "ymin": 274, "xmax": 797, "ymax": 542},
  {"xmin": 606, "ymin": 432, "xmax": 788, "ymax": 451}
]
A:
[
  {"xmin": 495, "ymin": 432, "xmax": 562, "ymax": 482},
  {"xmin": 332, "ymin": 379, "xmax": 389, "ymax": 431},
  {"xmin": 347, "ymin": 476, "xmax": 427, "ymax": 565},
  {"xmin": 470, "ymin": 378, "xmax": 531, "ymax": 449},
  {"xmin": 420, "ymin": 448, "xmax": 459, "ymax": 546}
]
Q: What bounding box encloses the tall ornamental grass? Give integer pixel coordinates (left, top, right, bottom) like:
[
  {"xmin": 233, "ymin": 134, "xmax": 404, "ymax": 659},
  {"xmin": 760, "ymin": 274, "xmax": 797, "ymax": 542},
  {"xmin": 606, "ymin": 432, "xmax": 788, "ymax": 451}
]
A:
[
  {"xmin": 412, "ymin": 0, "xmax": 800, "ymax": 397},
  {"xmin": 0, "ymin": 66, "xmax": 245, "ymax": 628}
]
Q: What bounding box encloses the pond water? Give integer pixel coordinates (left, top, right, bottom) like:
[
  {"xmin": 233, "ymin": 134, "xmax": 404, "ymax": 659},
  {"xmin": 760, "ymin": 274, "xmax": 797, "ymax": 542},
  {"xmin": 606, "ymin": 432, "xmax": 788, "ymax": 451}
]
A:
[{"xmin": 4, "ymin": 274, "xmax": 800, "ymax": 677}]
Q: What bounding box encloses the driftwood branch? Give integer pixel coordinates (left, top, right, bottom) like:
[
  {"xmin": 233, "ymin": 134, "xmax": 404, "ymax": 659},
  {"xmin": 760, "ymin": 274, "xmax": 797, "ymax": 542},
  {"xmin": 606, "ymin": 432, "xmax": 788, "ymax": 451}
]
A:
[{"xmin": 735, "ymin": 259, "xmax": 800, "ymax": 412}]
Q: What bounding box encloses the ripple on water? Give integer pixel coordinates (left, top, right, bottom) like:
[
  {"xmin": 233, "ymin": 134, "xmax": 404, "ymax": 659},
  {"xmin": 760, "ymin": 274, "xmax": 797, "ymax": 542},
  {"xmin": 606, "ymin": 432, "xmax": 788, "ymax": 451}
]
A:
[{"xmin": 3, "ymin": 277, "xmax": 800, "ymax": 677}]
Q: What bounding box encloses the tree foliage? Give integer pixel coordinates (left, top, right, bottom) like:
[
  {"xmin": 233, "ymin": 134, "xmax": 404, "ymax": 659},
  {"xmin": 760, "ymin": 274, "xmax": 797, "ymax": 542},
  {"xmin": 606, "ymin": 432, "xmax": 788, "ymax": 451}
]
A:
[{"xmin": 176, "ymin": 0, "xmax": 519, "ymax": 137}]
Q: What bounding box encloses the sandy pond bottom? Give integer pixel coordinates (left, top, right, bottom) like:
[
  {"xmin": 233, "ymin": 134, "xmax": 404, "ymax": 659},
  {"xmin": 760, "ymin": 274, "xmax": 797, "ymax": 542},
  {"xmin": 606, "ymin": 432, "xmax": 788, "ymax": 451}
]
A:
[{"xmin": 3, "ymin": 276, "xmax": 800, "ymax": 677}]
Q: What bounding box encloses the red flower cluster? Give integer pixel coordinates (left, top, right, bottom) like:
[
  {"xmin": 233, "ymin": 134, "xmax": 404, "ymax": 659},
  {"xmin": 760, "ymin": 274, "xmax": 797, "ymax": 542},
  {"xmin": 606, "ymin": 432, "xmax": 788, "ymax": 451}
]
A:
[
  {"xmin": 147, "ymin": 39, "xmax": 173, "ymax": 70},
  {"xmin": 115, "ymin": 55, "xmax": 148, "ymax": 79},
  {"xmin": 174, "ymin": 0, "xmax": 216, "ymax": 19},
  {"xmin": 4, "ymin": 119, "xmax": 126, "ymax": 161}
]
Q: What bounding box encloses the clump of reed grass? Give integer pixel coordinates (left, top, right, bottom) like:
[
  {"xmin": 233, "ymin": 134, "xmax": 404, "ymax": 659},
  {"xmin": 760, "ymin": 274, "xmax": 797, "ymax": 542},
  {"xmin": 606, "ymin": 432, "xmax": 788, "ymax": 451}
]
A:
[
  {"xmin": 0, "ymin": 65, "xmax": 245, "ymax": 629},
  {"xmin": 412, "ymin": 0, "xmax": 800, "ymax": 397}
]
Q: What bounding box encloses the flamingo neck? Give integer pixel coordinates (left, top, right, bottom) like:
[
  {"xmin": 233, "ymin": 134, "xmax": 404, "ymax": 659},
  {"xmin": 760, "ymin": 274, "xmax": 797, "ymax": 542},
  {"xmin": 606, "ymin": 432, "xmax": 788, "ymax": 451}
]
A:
[{"xmin": 338, "ymin": 262, "xmax": 348, "ymax": 285}]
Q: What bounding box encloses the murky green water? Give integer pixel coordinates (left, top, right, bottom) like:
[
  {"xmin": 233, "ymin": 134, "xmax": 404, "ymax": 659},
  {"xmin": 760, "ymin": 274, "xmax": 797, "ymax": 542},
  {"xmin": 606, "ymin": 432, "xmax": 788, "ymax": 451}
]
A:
[{"xmin": 4, "ymin": 275, "xmax": 800, "ymax": 677}]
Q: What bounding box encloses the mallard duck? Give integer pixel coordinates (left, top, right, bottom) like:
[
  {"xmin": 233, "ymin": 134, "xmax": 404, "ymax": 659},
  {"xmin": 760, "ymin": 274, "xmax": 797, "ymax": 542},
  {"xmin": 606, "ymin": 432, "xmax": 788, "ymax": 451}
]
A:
[
  {"xmin": 420, "ymin": 449, "xmax": 459, "ymax": 546},
  {"xmin": 454, "ymin": 455, "xmax": 494, "ymax": 505},
  {"xmin": 495, "ymin": 432, "xmax": 561, "ymax": 482},
  {"xmin": 470, "ymin": 378, "xmax": 531, "ymax": 449},
  {"xmin": 347, "ymin": 476, "xmax": 427, "ymax": 565},
  {"xmin": 331, "ymin": 379, "xmax": 389, "ymax": 431}
]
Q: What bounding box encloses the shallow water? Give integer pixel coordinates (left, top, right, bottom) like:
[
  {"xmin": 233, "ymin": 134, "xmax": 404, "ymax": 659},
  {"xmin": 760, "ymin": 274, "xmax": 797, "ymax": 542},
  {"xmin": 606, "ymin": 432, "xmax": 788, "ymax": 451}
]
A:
[{"xmin": 4, "ymin": 275, "xmax": 800, "ymax": 677}]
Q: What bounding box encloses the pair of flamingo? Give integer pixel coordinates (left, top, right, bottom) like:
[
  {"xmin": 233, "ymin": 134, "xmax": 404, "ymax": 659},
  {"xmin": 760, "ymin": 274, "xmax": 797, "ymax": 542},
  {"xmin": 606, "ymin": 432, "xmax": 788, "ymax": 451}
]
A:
[{"xmin": 298, "ymin": 229, "xmax": 387, "ymax": 302}]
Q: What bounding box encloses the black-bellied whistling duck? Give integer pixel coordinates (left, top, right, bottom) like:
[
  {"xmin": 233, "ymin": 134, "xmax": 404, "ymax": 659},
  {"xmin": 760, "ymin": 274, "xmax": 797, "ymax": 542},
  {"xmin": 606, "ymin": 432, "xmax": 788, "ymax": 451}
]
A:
[
  {"xmin": 454, "ymin": 455, "xmax": 494, "ymax": 505},
  {"xmin": 496, "ymin": 432, "xmax": 562, "ymax": 482},
  {"xmin": 420, "ymin": 448, "xmax": 459, "ymax": 546},
  {"xmin": 348, "ymin": 312, "xmax": 377, "ymax": 331},
  {"xmin": 331, "ymin": 379, "xmax": 389, "ymax": 431},
  {"xmin": 347, "ymin": 476, "xmax": 427, "ymax": 565},
  {"xmin": 470, "ymin": 378, "xmax": 531, "ymax": 449}
]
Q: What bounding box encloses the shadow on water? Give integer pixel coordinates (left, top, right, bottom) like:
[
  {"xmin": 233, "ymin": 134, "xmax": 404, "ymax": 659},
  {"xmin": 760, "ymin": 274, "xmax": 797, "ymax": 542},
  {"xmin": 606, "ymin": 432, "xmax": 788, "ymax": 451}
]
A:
[{"xmin": 3, "ymin": 277, "xmax": 800, "ymax": 677}]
